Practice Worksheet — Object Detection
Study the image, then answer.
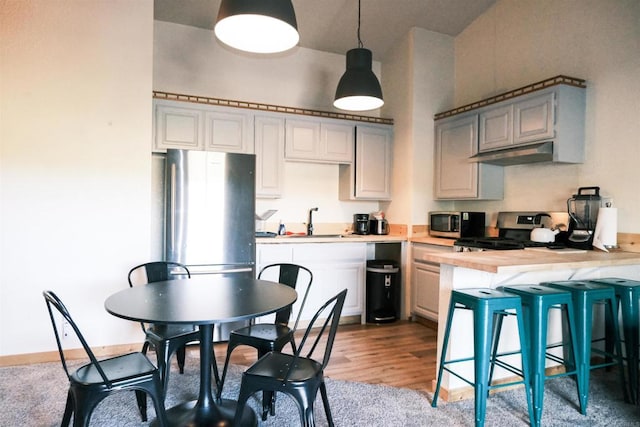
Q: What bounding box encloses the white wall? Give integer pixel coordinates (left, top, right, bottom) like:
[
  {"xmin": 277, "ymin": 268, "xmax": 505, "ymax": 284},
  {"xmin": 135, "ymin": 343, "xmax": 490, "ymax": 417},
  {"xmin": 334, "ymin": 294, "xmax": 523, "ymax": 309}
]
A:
[
  {"xmin": 383, "ymin": 28, "xmax": 456, "ymax": 229},
  {"xmin": 0, "ymin": 1, "xmax": 154, "ymax": 356},
  {"xmin": 153, "ymin": 21, "xmax": 383, "ymax": 229},
  {"xmin": 453, "ymin": 0, "xmax": 640, "ymax": 232}
]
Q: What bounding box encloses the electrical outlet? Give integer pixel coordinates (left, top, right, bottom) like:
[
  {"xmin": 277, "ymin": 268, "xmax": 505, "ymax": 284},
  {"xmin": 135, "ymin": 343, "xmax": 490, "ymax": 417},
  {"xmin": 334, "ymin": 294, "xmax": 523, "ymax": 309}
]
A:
[
  {"xmin": 62, "ymin": 320, "xmax": 70, "ymax": 338},
  {"xmin": 58, "ymin": 314, "xmax": 70, "ymax": 339}
]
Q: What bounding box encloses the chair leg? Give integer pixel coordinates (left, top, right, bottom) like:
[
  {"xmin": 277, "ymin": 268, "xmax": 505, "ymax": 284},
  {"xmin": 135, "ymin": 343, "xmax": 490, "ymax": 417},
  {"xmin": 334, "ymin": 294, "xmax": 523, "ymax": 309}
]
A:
[
  {"xmin": 432, "ymin": 298, "xmax": 456, "ymax": 407},
  {"xmin": 144, "ymin": 378, "xmax": 169, "ymax": 427},
  {"xmin": 319, "ymin": 381, "xmax": 334, "ymax": 427},
  {"xmin": 217, "ymin": 340, "xmax": 239, "ymax": 401},
  {"xmin": 176, "ymin": 344, "xmax": 186, "ymax": 374},
  {"xmin": 61, "ymin": 389, "xmax": 74, "ymax": 427},
  {"xmin": 155, "ymin": 341, "xmax": 171, "ymax": 396},
  {"xmin": 135, "ymin": 390, "xmax": 148, "ymax": 421},
  {"xmin": 473, "ymin": 304, "xmax": 494, "ymax": 427},
  {"xmin": 233, "ymin": 380, "xmax": 254, "ymax": 426}
]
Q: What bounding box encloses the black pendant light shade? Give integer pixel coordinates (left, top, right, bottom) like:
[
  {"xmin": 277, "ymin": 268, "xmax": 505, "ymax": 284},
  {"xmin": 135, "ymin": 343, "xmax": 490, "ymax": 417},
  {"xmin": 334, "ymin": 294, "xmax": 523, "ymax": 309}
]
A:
[
  {"xmin": 215, "ymin": 0, "xmax": 299, "ymax": 54},
  {"xmin": 334, "ymin": 48, "xmax": 384, "ymax": 111},
  {"xmin": 333, "ymin": 0, "xmax": 383, "ymax": 111}
]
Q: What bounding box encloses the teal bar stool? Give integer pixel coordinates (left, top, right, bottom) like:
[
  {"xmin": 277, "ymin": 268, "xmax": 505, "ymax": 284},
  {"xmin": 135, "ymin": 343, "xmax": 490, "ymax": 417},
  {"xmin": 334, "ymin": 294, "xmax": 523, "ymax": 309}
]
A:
[
  {"xmin": 432, "ymin": 288, "xmax": 534, "ymax": 427},
  {"xmin": 499, "ymin": 284, "xmax": 585, "ymax": 426},
  {"xmin": 544, "ymin": 280, "xmax": 629, "ymax": 411},
  {"xmin": 590, "ymin": 277, "xmax": 640, "ymax": 405}
]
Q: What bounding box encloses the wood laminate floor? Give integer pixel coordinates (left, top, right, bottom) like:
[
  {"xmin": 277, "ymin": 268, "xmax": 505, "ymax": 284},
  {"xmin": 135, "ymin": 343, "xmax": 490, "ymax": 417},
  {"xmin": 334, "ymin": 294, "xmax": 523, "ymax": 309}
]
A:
[{"xmin": 212, "ymin": 320, "xmax": 438, "ymax": 393}]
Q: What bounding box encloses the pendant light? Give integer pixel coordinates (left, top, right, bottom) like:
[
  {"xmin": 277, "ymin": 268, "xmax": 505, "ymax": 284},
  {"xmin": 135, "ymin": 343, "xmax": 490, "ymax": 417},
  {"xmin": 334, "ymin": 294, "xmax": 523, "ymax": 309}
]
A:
[
  {"xmin": 333, "ymin": 0, "xmax": 384, "ymax": 111},
  {"xmin": 214, "ymin": 0, "xmax": 299, "ymax": 54}
]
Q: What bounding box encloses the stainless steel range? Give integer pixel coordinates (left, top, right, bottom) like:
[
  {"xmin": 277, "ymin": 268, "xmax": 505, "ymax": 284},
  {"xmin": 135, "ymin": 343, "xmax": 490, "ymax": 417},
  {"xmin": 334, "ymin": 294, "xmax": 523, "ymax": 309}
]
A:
[{"xmin": 454, "ymin": 211, "xmax": 569, "ymax": 252}]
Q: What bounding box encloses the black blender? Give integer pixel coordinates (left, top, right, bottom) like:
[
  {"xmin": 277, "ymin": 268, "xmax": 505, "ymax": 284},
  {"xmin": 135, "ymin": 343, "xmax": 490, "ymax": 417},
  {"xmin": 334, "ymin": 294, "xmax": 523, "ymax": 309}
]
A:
[{"xmin": 567, "ymin": 186, "xmax": 601, "ymax": 249}]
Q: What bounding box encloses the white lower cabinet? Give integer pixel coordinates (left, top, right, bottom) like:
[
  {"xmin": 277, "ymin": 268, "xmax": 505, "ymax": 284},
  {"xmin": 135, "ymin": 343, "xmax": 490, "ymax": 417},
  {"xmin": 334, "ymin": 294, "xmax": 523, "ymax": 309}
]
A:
[
  {"xmin": 257, "ymin": 243, "xmax": 366, "ymax": 321},
  {"xmin": 411, "ymin": 243, "xmax": 451, "ymax": 322}
]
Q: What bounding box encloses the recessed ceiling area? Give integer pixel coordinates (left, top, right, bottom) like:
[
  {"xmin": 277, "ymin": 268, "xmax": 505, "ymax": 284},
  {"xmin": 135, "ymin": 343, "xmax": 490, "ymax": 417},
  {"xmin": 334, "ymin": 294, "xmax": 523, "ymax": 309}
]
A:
[{"xmin": 153, "ymin": 0, "xmax": 496, "ymax": 61}]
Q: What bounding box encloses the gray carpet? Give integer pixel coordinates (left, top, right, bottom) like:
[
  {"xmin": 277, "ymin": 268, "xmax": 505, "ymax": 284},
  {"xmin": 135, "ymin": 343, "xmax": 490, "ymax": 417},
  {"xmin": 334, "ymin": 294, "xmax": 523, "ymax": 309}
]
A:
[{"xmin": 1, "ymin": 356, "xmax": 639, "ymax": 426}]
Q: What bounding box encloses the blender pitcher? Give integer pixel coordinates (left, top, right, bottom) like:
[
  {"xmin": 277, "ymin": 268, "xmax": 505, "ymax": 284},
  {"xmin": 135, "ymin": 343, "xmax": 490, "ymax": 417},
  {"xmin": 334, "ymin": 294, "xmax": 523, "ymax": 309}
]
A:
[{"xmin": 567, "ymin": 186, "xmax": 601, "ymax": 248}]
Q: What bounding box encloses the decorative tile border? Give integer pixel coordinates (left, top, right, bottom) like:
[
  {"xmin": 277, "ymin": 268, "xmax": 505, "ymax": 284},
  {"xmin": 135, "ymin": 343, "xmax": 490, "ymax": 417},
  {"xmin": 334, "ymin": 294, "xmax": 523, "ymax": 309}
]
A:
[
  {"xmin": 434, "ymin": 75, "xmax": 586, "ymax": 120},
  {"xmin": 153, "ymin": 91, "xmax": 394, "ymax": 125}
]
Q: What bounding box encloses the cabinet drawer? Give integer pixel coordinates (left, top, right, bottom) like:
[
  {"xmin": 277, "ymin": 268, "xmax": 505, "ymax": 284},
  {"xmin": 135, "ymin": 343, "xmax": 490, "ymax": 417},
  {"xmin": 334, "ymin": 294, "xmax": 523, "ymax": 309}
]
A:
[{"xmin": 293, "ymin": 243, "xmax": 366, "ymax": 263}]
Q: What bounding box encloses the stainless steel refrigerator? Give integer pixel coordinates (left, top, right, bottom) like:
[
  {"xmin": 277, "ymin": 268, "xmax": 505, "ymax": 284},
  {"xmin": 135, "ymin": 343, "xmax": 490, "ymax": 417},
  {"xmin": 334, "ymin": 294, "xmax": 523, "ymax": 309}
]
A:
[{"xmin": 164, "ymin": 149, "xmax": 256, "ymax": 340}]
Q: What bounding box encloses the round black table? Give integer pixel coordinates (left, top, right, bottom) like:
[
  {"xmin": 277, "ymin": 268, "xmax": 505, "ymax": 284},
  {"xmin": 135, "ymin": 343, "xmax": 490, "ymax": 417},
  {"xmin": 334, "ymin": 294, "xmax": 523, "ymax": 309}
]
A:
[{"xmin": 105, "ymin": 276, "xmax": 297, "ymax": 427}]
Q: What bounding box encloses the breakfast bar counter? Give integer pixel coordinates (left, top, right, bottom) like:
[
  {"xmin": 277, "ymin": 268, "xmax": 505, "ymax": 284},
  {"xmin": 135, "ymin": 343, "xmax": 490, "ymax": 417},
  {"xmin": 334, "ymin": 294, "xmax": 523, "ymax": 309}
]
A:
[
  {"xmin": 420, "ymin": 248, "xmax": 640, "ymax": 274},
  {"xmin": 426, "ymin": 248, "xmax": 640, "ymax": 401}
]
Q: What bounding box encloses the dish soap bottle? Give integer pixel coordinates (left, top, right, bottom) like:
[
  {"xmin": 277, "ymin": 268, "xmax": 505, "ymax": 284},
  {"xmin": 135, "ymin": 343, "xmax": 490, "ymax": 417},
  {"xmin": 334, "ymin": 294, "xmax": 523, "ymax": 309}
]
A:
[{"xmin": 278, "ymin": 221, "xmax": 286, "ymax": 236}]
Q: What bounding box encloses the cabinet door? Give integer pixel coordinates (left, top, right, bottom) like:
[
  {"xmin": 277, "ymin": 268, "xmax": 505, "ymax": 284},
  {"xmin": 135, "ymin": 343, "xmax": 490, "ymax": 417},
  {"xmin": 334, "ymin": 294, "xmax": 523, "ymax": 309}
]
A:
[
  {"xmin": 513, "ymin": 92, "xmax": 555, "ymax": 143},
  {"xmin": 321, "ymin": 122, "xmax": 354, "ymax": 163},
  {"xmin": 434, "ymin": 114, "xmax": 480, "ymax": 199},
  {"xmin": 154, "ymin": 103, "xmax": 203, "ymax": 151},
  {"xmin": 285, "ymin": 119, "xmax": 321, "ymax": 160},
  {"xmin": 434, "ymin": 114, "xmax": 504, "ymax": 200},
  {"xmin": 255, "ymin": 115, "xmax": 284, "ymax": 198},
  {"xmin": 354, "ymin": 125, "xmax": 392, "ymax": 199},
  {"xmin": 412, "ymin": 262, "xmax": 440, "ymax": 321},
  {"xmin": 479, "ymin": 105, "xmax": 513, "ymax": 152},
  {"xmin": 203, "ymin": 109, "xmax": 253, "ymax": 153}
]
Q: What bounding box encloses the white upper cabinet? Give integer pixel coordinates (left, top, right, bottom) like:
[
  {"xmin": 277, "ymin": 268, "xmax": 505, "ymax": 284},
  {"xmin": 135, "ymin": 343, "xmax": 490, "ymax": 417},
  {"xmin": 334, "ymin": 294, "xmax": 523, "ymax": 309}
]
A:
[
  {"xmin": 154, "ymin": 102, "xmax": 203, "ymax": 151},
  {"xmin": 479, "ymin": 92, "xmax": 555, "ymax": 152},
  {"xmin": 513, "ymin": 92, "xmax": 554, "ymax": 144},
  {"xmin": 434, "ymin": 113, "xmax": 503, "ymax": 200},
  {"xmin": 203, "ymin": 109, "xmax": 253, "ymax": 153},
  {"xmin": 153, "ymin": 99, "xmax": 253, "ymax": 154},
  {"xmin": 339, "ymin": 125, "xmax": 393, "ymax": 200},
  {"xmin": 285, "ymin": 118, "xmax": 354, "ymax": 164},
  {"xmin": 254, "ymin": 114, "xmax": 285, "ymax": 199},
  {"xmin": 479, "ymin": 104, "xmax": 513, "ymax": 151}
]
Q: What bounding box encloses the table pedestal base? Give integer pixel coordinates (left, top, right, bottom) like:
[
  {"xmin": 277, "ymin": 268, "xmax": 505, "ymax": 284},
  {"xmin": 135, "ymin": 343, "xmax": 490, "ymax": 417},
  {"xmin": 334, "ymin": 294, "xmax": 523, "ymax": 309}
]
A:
[{"xmin": 151, "ymin": 399, "xmax": 257, "ymax": 427}]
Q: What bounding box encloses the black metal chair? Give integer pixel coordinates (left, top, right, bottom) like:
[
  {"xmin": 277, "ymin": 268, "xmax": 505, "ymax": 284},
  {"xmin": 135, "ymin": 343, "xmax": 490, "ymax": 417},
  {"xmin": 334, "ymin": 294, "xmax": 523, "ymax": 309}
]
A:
[
  {"xmin": 233, "ymin": 288, "xmax": 347, "ymax": 427},
  {"xmin": 127, "ymin": 261, "xmax": 201, "ymax": 396},
  {"xmin": 43, "ymin": 290, "xmax": 168, "ymax": 426},
  {"xmin": 216, "ymin": 263, "xmax": 313, "ymax": 419}
]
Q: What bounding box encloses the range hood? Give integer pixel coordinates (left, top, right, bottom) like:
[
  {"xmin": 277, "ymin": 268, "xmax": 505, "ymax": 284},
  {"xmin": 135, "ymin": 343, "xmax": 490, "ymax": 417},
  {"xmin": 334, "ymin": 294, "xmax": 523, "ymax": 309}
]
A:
[{"xmin": 469, "ymin": 141, "xmax": 554, "ymax": 166}]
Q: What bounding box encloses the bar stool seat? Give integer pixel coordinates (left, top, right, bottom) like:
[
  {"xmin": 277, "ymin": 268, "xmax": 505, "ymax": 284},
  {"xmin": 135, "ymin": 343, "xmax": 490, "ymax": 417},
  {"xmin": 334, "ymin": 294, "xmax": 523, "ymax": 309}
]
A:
[
  {"xmin": 589, "ymin": 277, "xmax": 640, "ymax": 405},
  {"xmin": 432, "ymin": 288, "xmax": 534, "ymax": 427},
  {"xmin": 500, "ymin": 284, "xmax": 585, "ymax": 426},
  {"xmin": 544, "ymin": 280, "xmax": 629, "ymax": 411}
]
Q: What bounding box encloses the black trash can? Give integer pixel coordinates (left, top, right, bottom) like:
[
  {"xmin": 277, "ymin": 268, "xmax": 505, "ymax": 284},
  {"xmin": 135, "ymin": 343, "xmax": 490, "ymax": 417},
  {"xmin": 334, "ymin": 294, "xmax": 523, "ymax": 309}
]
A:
[{"xmin": 366, "ymin": 260, "xmax": 400, "ymax": 323}]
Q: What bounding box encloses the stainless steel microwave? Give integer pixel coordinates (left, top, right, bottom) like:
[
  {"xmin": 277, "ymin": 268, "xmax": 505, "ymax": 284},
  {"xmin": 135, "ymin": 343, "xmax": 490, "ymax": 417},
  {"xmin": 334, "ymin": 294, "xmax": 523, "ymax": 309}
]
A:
[{"xmin": 429, "ymin": 211, "xmax": 486, "ymax": 239}]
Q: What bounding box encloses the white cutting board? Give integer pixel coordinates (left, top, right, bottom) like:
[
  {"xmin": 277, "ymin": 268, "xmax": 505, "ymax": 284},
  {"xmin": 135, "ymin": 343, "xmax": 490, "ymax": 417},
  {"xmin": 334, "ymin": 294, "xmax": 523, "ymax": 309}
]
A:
[{"xmin": 524, "ymin": 247, "xmax": 587, "ymax": 254}]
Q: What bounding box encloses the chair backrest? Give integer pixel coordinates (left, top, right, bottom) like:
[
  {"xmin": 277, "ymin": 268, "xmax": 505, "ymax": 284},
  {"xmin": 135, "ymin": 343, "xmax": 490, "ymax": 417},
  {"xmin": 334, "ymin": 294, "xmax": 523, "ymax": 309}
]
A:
[
  {"xmin": 258, "ymin": 263, "xmax": 313, "ymax": 330},
  {"xmin": 284, "ymin": 289, "xmax": 347, "ymax": 381},
  {"xmin": 43, "ymin": 290, "xmax": 112, "ymax": 386},
  {"xmin": 127, "ymin": 261, "xmax": 190, "ymax": 287}
]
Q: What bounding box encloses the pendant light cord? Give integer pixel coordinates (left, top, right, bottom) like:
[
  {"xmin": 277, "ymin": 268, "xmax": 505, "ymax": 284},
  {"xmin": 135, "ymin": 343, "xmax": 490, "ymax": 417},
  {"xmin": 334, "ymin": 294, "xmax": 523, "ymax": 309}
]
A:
[{"xmin": 357, "ymin": 0, "xmax": 363, "ymax": 48}]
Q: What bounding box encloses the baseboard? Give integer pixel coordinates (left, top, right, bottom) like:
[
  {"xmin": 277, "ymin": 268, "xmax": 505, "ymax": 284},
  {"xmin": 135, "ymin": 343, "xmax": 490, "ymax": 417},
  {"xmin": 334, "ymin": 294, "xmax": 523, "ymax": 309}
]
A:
[
  {"xmin": 0, "ymin": 343, "xmax": 142, "ymax": 367},
  {"xmin": 412, "ymin": 314, "xmax": 437, "ymax": 330}
]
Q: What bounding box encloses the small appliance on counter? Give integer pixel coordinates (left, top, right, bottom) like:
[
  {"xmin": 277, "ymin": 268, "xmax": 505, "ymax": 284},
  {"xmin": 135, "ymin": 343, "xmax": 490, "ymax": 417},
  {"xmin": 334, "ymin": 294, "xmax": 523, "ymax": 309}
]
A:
[
  {"xmin": 429, "ymin": 211, "xmax": 485, "ymax": 239},
  {"xmin": 353, "ymin": 213, "xmax": 370, "ymax": 235},
  {"xmin": 369, "ymin": 211, "xmax": 389, "ymax": 235},
  {"xmin": 566, "ymin": 186, "xmax": 601, "ymax": 250}
]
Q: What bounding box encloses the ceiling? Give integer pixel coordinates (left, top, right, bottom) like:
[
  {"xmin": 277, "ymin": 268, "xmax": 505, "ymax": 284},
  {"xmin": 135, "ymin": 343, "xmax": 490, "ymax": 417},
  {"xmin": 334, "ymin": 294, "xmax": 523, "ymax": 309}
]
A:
[{"xmin": 154, "ymin": 0, "xmax": 496, "ymax": 61}]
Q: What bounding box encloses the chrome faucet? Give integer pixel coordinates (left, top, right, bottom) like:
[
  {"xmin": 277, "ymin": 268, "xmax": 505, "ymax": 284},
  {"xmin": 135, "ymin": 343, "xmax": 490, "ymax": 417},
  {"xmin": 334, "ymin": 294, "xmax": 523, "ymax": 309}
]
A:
[{"xmin": 307, "ymin": 207, "xmax": 318, "ymax": 235}]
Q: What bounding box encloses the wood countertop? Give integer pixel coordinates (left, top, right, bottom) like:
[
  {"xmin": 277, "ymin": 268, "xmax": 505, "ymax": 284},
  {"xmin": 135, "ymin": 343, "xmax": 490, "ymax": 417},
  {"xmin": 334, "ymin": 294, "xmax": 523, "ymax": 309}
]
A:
[
  {"xmin": 256, "ymin": 234, "xmax": 406, "ymax": 244},
  {"xmin": 420, "ymin": 248, "xmax": 640, "ymax": 274}
]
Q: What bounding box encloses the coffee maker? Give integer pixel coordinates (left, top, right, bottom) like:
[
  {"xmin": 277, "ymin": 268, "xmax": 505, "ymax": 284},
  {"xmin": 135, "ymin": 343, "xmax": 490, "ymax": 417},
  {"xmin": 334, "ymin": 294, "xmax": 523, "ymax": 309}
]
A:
[
  {"xmin": 353, "ymin": 213, "xmax": 370, "ymax": 235},
  {"xmin": 567, "ymin": 186, "xmax": 601, "ymax": 249}
]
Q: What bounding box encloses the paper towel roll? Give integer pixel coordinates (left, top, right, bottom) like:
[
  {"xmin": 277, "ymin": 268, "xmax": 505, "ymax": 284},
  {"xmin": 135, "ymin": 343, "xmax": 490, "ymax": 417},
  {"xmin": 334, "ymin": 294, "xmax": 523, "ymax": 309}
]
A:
[{"xmin": 592, "ymin": 207, "xmax": 617, "ymax": 252}]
